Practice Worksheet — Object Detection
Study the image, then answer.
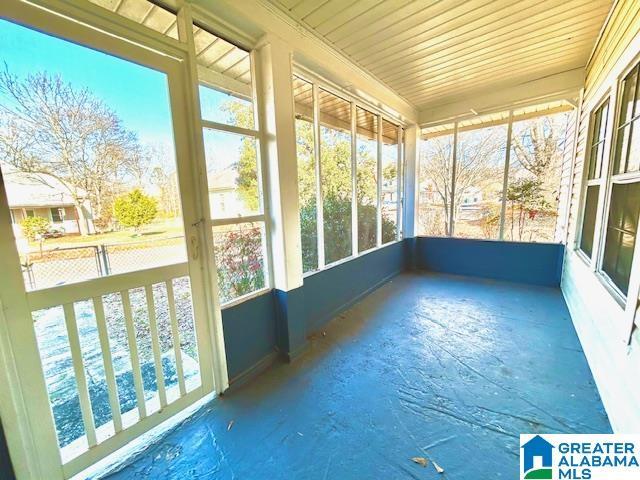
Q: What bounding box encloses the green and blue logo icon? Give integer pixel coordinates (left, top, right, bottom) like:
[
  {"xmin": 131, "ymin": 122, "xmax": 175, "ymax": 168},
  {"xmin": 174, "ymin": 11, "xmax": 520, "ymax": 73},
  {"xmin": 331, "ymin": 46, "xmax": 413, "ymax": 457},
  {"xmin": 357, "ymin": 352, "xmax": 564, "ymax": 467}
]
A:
[{"xmin": 521, "ymin": 435, "xmax": 554, "ymax": 479}]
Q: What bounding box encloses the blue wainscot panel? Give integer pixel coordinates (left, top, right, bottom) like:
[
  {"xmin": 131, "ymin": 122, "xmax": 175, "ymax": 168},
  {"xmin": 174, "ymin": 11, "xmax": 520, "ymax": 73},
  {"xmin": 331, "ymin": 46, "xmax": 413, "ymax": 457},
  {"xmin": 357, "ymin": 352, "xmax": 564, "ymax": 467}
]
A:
[
  {"xmin": 302, "ymin": 241, "xmax": 405, "ymax": 333},
  {"xmin": 221, "ymin": 291, "xmax": 277, "ymax": 381},
  {"xmin": 416, "ymin": 237, "xmax": 564, "ymax": 287}
]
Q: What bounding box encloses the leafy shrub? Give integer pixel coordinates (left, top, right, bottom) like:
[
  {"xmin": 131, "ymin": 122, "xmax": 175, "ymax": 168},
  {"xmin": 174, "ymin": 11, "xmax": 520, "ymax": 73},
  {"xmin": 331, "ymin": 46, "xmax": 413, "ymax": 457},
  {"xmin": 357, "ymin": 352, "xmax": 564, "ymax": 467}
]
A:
[
  {"xmin": 21, "ymin": 216, "xmax": 50, "ymax": 241},
  {"xmin": 113, "ymin": 189, "xmax": 158, "ymax": 231}
]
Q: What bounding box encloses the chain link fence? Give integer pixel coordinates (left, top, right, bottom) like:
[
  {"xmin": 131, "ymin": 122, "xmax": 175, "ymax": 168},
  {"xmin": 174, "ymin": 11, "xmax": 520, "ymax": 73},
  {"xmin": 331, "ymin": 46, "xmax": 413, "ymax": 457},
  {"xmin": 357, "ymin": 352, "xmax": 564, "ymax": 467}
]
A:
[{"xmin": 22, "ymin": 236, "xmax": 187, "ymax": 290}]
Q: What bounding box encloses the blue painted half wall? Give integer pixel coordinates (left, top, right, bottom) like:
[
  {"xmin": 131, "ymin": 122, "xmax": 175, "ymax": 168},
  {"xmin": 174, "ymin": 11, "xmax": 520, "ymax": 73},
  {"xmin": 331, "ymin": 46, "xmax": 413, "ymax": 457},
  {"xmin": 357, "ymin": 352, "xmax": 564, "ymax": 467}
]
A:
[{"xmin": 414, "ymin": 236, "xmax": 564, "ymax": 287}]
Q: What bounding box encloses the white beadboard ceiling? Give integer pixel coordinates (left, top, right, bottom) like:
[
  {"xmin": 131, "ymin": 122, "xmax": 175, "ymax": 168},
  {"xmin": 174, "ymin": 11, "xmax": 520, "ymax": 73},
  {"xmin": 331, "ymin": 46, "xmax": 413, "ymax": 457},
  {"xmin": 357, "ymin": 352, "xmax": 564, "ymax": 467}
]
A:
[
  {"xmin": 89, "ymin": 0, "xmax": 252, "ymax": 88},
  {"xmin": 266, "ymin": 0, "xmax": 613, "ymax": 111}
]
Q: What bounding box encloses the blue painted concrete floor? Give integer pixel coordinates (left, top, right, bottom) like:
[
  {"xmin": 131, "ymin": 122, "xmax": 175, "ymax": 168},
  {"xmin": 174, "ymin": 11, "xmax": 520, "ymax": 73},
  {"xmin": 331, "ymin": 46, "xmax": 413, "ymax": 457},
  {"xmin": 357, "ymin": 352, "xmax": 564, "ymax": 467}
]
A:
[{"xmin": 104, "ymin": 272, "xmax": 611, "ymax": 479}]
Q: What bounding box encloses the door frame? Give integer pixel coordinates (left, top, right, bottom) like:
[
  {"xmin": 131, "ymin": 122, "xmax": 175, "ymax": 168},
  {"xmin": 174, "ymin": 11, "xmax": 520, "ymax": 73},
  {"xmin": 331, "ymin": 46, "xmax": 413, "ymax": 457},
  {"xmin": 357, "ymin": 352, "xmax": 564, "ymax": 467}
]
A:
[{"xmin": 0, "ymin": 1, "xmax": 228, "ymax": 478}]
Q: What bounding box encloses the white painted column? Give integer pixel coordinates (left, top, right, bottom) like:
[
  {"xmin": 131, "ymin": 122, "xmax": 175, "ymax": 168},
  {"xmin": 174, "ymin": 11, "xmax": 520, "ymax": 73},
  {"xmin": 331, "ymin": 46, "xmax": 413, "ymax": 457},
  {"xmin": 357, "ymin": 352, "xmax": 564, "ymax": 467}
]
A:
[
  {"xmin": 255, "ymin": 34, "xmax": 303, "ymax": 292},
  {"xmin": 403, "ymin": 124, "xmax": 420, "ymax": 238}
]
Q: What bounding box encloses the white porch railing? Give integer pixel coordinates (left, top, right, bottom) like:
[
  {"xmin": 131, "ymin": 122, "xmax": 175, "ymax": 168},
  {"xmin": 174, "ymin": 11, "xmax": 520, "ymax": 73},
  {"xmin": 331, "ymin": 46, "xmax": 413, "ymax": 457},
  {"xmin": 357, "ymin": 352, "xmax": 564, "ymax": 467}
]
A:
[{"xmin": 25, "ymin": 262, "xmax": 205, "ymax": 478}]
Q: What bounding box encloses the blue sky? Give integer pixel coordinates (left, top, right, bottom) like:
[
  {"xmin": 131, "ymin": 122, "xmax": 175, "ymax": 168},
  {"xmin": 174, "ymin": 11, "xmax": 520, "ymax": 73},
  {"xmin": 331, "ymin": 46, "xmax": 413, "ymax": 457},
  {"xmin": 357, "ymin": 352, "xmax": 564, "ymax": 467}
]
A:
[
  {"xmin": 0, "ymin": 18, "xmax": 246, "ymax": 171},
  {"xmin": 0, "ymin": 18, "xmax": 175, "ymax": 150}
]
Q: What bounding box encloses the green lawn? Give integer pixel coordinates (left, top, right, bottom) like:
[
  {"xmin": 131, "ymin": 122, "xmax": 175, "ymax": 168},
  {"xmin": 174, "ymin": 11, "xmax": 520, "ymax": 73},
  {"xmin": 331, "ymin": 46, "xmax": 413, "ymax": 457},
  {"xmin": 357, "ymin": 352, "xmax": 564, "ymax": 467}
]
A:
[{"xmin": 31, "ymin": 220, "xmax": 184, "ymax": 249}]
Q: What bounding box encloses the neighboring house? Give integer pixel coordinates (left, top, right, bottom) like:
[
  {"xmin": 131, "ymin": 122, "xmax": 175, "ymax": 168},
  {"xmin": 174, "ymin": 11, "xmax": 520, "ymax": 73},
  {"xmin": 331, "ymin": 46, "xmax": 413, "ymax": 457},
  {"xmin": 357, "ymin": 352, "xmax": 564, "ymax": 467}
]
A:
[
  {"xmin": 207, "ymin": 167, "xmax": 246, "ymax": 218},
  {"xmin": 3, "ymin": 169, "xmax": 95, "ymax": 238}
]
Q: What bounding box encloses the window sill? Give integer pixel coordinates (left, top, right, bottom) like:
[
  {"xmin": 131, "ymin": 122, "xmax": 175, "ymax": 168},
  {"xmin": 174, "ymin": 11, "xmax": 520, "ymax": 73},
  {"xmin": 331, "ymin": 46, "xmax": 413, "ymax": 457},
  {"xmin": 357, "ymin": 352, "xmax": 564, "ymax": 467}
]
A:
[
  {"xmin": 302, "ymin": 239, "xmax": 403, "ymax": 280},
  {"xmin": 220, "ymin": 286, "xmax": 272, "ymax": 310},
  {"xmin": 594, "ymin": 270, "xmax": 627, "ymax": 309}
]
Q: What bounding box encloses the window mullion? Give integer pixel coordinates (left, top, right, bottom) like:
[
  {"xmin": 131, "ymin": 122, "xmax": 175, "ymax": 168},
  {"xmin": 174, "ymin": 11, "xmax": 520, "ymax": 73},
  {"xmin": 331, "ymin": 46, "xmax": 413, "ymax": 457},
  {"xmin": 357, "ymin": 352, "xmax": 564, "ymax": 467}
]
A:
[
  {"xmin": 449, "ymin": 121, "xmax": 458, "ymax": 237},
  {"xmin": 201, "ymin": 119, "xmax": 260, "ymax": 138},
  {"xmin": 376, "ymin": 114, "xmax": 383, "ymax": 247},
  {"xmin": 396, "ymin": 124, "xmax": 402, "ymax": 241},
  {"xmin": 312, "ymin": 83, "xmax": 325, "ymax": 269},
  {"xmin": 499, "ymin": 111, "xmax": 513, "ymax": 240},
  {"xmin": 350, "ymin": 101, "xmax": 358, "ymax": 257}
]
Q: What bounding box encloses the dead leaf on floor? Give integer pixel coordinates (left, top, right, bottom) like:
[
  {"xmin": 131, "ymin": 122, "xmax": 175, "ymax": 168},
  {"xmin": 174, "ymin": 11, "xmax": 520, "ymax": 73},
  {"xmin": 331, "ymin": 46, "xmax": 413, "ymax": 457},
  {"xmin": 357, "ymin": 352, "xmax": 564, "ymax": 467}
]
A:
[
  {"xmin": 227, "ymin": 420, "xmax": 234, "ymax": 431},
  {"xmin": 411, "ymin": 457, "xmax": 428, "ymax": 467},
  {"xmin": 433, "ymin": 461, "xmax": 444, "ymax": 473}
]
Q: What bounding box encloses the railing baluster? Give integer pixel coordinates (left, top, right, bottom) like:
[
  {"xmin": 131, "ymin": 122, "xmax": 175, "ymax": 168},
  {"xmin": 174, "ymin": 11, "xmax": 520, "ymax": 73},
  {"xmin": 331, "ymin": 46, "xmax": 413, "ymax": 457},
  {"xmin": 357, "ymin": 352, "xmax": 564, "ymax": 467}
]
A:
[
  {"xmin": 145, "ymin": 285, "xmax": 167, "ymax": 408},
  {"xmin": 166, "ymin": 280, "xmax": 186, "ymax": 396},
  {"xmin": 121, "ymin": 290, "xmax": 147, "ymax": 419},
  {"xmin": 62, "ymin": 303, "xmax": 98, "ymax": 447},
  {"xmin": 92, "ymin": 296, "xmax": 123, "ymax": 433}
]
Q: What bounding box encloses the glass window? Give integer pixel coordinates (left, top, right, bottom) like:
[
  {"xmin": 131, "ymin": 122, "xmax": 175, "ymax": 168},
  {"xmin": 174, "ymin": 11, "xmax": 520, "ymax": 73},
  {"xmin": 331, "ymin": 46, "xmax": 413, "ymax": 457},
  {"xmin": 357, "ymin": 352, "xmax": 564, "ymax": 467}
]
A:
[
  {"xmin": 50, "ymin": 208, "xmax": 63, "ymax": 223},
  {"xmin": 212, "ymin": 222, "xmax": 267, "ymax": 303},
  {"xmin": 602, "ymin": 183, "xmax": 640, "ymax": 294},
  {"xmin": 579, "ymin": 100, "xmax": 609, "ymax": 259},
  {"xmin": 381, "ymin": 119, "xmax": 399, "ymax": 244},
  {"xmin": 319, "ymin": 88, "xmax": 352, "ymax": 265},
  {"xmin": 418, "ymin": 133, "xmax": 454, "ymax": 236},
  {"xmin": 356, "ymin": 107, "xmax": 378, "ymax": 252},
  {"xmin": 0, "ymin": 18, "xmax": 187, "ymax": 292},
  {"xmin": 196, "ymin": 26, "xmax": 267, "ymax": 304},
  {"xmin": 453, "ymin": 124, "xmax": 507, "ymax": 239},
  {"xmin": 202, "ymin": 130, "xmax": 261, "ymax": 219},
  {"xmin": 293, "ymin": 77, "xmax": 318, "ymax": 273},
  {"xmin": 88, "ymin": 0, "xmax": 179, "ymax": 39},
  {"xmin": 580, "ymin": 185, "xmax": 600, "ymax": 258},
  {"xmin": 504, "ymin": 112, "xmax": 570, "ymax": 242},
  {"xmin": 602, "ymin": 64, "xmax": 640, "ymax": 296},
  {"xmin": 199, "ymin": 84, "xmax": 254, "ymax": 129}
]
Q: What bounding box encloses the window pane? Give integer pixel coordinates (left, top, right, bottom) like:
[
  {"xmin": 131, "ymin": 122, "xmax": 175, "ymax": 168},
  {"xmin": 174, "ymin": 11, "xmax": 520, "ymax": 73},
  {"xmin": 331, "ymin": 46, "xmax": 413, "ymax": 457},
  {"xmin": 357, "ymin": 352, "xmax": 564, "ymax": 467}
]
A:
[
  {"xmin": 319, "ymin": 89, "xmax": 352, "ymax": 264},
  {"xmin": 579, "ymin": 185, "xmax": 599, "ymax": 258},
  {"xmin": 504, "ymin": 112, "xmax": 569, "ymax": 242},
  {"xmin": 453, "ymin": 124, "xmax": 507, "ymax": 239},
  {"xmin": 199, "ymin": 84, "xmax": 254, "ymax": 130},
  {"xmin": 418, "ymin": 133, "xmax": 453, "ymax": 236},
  {"xmin": 627, "ymin": 123, "xmax": 640, "ymax": 173},
  {"xmin": 194, "ymin": 25, "xmax": 254, "ymax": 129},
  {"xmin": 619, "ymin": 66, "xmax": 638, "ymax": 126},
  {"xmin": 357, "ymin": 107, "xmax": 378, "ymax": 252},
  {"xmin": 381, "ymin": 119, "xmax": 399, "ymax": 244},
  {"xmin": 213, "ymin": 222, "xmax": 267, "ymax": 304},
  {"xmin": 294, "ymin": 77, "xmax": 318, "ymax": 273},
  {"xmin": 203, "ymin": 129, "xmax": 262, "ymax": 219},
  {"xmin": 602, "ymin": 182, "xmax": 640, "ymax": 295},
  {"xmin": 0, "ymin": 19, "xmax": 187, "ymax": 291},
  {"xmin": 588, "ymin": 101, "xmax": 609, "ymax": 180},
  {"xmin": 88, "ymin": 0, "xmax": 179, "ymax": 39}
]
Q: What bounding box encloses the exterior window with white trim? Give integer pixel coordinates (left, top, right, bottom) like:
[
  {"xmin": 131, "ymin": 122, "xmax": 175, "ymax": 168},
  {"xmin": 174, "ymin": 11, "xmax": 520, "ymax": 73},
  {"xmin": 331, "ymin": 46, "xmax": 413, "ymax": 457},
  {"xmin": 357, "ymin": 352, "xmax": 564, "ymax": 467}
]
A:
[
  {"xmin": 319, "ymin": 88, "xmax": 353, "ymax": 265},
  {"xmin": 579, "ymin": 99, "xmax": 609, "ymax": 258},
  {"xmin": 381, "ymin": 119, "xmax": 400, "ymax": 244},
  {"xmin": 293, "ymin": 76, "xmax": 318, "ymax": 273},
  {"xmin": 601, "ymin": 63, "xmax": 640, "ymax": 296},
  {"xmin": 293, "ymin": 74, "xmax": 404, "ymax": 274},
  {"xmin": 196, "ymin": 26, "xmax": 268, "ymax": 304},
  {"xmin": 356, "ymin": 107, "xmax": 378, "ymax": 252}
]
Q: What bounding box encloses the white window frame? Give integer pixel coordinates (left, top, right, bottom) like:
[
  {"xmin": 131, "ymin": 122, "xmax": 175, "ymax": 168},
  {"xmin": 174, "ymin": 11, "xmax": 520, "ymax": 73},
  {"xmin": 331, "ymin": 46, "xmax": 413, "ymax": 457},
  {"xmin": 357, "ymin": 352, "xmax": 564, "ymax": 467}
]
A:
[
  {"xmin": 293, "ymin": 70, "xmax": 406, "ymax": 277},
  {"xmin": 594, "ymin": 60, "xmax": 640, "ymax": 304},
  {"xmin": 419, "ymin": 108, "xmax": 574, "ymax": 242},
  {"xmin": 0, "ymin": 2, "xmax": 233, "ymax": 478},
  {"xmin": 190, "ymin": 36, "xmax": 273, "ymax": 309},
  {"xmin": 575, "ymin": 95, "xmax": 611, "ymax": 266}
]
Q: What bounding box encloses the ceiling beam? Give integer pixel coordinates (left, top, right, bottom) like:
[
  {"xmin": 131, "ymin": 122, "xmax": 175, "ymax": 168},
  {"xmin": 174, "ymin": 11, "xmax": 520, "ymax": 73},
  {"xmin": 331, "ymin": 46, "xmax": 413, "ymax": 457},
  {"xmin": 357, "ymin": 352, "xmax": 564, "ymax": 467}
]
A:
[{"xmin": 418, "ymin": 67, "xmax": 585, "ymax": 127}]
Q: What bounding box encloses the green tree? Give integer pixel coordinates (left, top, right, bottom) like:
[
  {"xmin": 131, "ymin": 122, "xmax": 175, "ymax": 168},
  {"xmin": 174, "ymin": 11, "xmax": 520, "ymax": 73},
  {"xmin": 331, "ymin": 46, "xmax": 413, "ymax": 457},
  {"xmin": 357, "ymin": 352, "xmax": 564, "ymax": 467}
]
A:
[
  {"xmin": 113, "ymin": 189, "xmax": 158, "ymax": 232},
  {"xmin": 20, "ymin": 216, "xmax": 50, "ymax": 241}
]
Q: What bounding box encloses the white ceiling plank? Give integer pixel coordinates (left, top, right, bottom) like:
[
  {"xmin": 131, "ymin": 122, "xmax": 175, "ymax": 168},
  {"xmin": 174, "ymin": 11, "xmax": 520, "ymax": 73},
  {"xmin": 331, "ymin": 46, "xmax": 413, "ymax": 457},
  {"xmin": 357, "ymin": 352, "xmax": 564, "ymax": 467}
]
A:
[
  {"xmin": 377, "ymin": 9, "xmax": 608, "ymax": 83},
  {"xmin": 304, "ymin": 0, "xmax": 362, "ymax": 28},
  {"xmin": 315, "ymin": 0, "xmax": 385, "ymax": 35},
  {"xmin": 385, "ymin": 25, "xmax": 602, "ymax": 89}
]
